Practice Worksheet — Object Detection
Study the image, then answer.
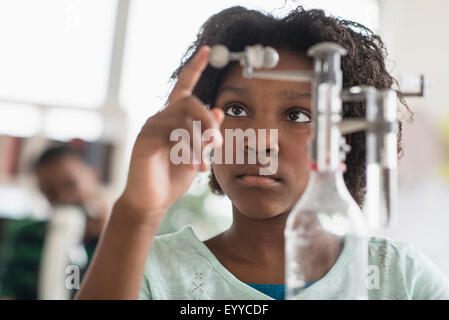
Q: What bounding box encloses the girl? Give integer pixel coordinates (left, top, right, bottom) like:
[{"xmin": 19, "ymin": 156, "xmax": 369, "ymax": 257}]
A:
[{"xmin": 77, "ymin": 6, "xmax": 449, "ymax": 300}]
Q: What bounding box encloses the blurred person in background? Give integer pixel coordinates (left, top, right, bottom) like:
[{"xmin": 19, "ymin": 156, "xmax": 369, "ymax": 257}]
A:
[{"xmin": 0, "ymin": 145, "xmax": 110, "ymax": 299}]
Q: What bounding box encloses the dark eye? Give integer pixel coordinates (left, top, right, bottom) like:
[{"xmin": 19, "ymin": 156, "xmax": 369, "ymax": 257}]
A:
[
  {"xmin": 224, "ymin": 103, "xmax": 248, "ymax": 117},
  {"xmin": 287, "ymin": 111, "xmax": 311, "ymax": 123}
]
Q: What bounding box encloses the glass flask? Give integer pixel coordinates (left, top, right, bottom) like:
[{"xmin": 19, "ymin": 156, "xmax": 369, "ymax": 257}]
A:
[
  {"xmin": 285, "ymin": 42, "xmax": 369, "ymax": 300},
  {"xmin": 284, "ymin": 167, "xmax": 368, "ymax": 299}
]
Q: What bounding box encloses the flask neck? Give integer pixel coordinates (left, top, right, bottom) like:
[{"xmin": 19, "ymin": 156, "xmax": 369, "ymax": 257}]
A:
[
  {"xmin": 308, "ymin": 166, "xmax": 346, "ymax": 189},
  {"xmin": 305, "ymin": 167, "xmax": 359, "ymax": 208}
]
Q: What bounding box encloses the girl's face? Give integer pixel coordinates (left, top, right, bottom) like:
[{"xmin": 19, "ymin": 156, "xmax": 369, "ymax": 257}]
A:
[{"xmin": 212, "ymin": 49, "xmax": 313, "ymax": 219}]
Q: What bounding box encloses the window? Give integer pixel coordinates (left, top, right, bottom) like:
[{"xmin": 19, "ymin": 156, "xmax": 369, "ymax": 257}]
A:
[{"xmin": 0, "ymin": 0, "xmax": 117, "ymax": 108}]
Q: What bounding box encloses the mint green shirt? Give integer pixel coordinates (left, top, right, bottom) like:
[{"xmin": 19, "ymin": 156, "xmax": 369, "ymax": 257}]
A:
[{"xmin": 139, "ymin": 225, "xmax": 449, "ymax": 300}]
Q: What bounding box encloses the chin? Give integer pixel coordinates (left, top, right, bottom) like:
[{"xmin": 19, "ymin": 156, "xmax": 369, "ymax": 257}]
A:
[{"xmin": 232, "ymin": 200, "xmax": 288, "ymax": 220}]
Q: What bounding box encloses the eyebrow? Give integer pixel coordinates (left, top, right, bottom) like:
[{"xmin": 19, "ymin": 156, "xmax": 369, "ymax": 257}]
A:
[
  {"xmin": 217, "ymin": 86, "xmax": 249, "ymax": 96},
  {"xmin": 279, "ymin": 90, "xmax": 311, "ymax": 100},
  {"xmin": 217, "ymin": 86, "xmax": 311, "ymax": 100}
]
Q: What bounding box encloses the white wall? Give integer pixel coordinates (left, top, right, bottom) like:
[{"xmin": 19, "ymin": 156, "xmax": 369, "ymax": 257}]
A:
[{"xmin": 378, "ymin": 0, "xmax": 449, "ymax": 276}]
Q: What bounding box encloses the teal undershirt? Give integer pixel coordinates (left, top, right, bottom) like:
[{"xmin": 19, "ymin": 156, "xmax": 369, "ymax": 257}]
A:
[{"xmin": 246, "ymin": 281, "xmax": 316, "ymax": 300}]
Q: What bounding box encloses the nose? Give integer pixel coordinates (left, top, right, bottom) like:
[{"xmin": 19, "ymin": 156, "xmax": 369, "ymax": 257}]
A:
[{"xmin": 244, "ymin": 128, "xmax": 279, "ymax": 157}]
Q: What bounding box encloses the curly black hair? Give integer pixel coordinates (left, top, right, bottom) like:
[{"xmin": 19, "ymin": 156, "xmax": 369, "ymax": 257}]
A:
[{"xmin": 170, "ymin": 6, "xmax": 412, "ymax": 208}]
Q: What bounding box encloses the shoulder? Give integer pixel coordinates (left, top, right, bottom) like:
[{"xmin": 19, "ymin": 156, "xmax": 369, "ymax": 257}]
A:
[
  {"xmin": 153, "ymin": 225, "xmax": 195, "ymax": 243},
  {"xmin": 8, "ymin": 220, "xmax": 46, "ymax": 259},
  {"xmin": 367, "ymin": 236, "xmax": 449, "ymax": 299},
  {"xmin": 14, "ymin": 220, "xmax": 47, "ymax": 240},
  {"xmin": 367, "ymin": 236, "xmax": 440, "ymax": 271},
  {"xmin": 149, "ymin": 225, "xmax": 205, "ymax": 260},
  {"xmin": 141, "ymin": 226, "xmax": 216, "ymax": 299},
  {"xmin": 367, "ymin": 236, "xmax": 412, "ymax": 264}
]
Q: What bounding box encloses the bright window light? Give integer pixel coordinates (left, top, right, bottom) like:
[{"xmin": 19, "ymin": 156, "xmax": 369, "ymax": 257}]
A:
[
  {"xmin": 0, "ymin": 0, "xmax": 117, "ymax": 108},
  {"xmin": 0, "ymin": 185, "xmax": 34, "ymax": 219},
  {"xmin": 0, "ymin": 103, "xmax": 42, "ymax": 137},
  {"xmin": 43, "ymin": 109, "xmax": 103, "ymax": 142}
]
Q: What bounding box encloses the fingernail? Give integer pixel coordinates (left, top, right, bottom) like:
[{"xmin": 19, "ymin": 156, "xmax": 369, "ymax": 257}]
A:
[{"xmin": 200, "ymin": 45, "xmax": 209, "ymax": 56}]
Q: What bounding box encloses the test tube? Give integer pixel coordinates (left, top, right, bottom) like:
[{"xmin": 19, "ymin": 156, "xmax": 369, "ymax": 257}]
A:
[{"xmin": 365, "ymin": 89, "xmax": 398, "ymax": 229}]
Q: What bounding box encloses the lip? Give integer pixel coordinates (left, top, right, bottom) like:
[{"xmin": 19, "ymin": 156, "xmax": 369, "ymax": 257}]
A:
[
  {"xmin": 237, "ymin": 175, "xmax": 281, "ymax": 187},
  {"xmin": 236, "ymin": 166, "xmax": 282, "ymax": 187}
]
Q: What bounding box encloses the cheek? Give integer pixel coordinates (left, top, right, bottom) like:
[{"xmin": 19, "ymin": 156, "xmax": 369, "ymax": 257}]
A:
[
  {"xmin": 211, "ymin": 162, "xmax": 228, "ymax": 189},
  {"xmin": 283, "ymin": 127, "xmax": 311, "ymax": 156},
  {"xmin": 281, "ymin": 128, "xmax": 312, "ymax": 179}
]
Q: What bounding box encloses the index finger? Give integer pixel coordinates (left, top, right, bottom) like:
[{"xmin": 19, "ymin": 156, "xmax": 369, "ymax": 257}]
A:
[{"xmin": 168, "ymin": 45, "xmax": 210, "ymax": 105}]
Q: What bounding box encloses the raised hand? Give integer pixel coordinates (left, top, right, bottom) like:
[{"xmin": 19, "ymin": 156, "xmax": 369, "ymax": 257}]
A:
[{"xmin": 119, "ymin": 46, "xmax": 224, "ymax": 221}]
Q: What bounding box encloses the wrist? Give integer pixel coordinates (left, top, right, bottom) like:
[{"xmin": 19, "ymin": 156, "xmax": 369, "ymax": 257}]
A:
[{"xmin": 112, "ymin": 196, "xmax": 166, "ymax": 229}]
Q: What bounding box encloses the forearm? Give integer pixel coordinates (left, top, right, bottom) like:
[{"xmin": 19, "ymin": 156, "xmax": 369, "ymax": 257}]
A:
[{"xmin": 75, "ymin": 198, "xmax": 163, "ymax": 300}]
